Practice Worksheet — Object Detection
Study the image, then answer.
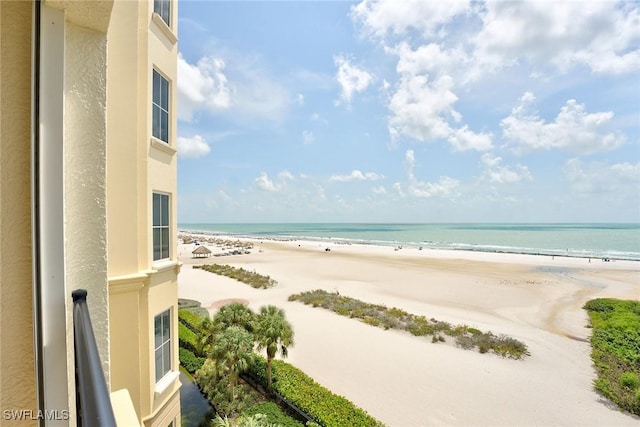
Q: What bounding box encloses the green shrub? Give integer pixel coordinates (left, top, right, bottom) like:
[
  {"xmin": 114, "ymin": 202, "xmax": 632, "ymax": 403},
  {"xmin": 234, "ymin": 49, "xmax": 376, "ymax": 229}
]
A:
[
  {"xmin": 248, "ymin": 356, "xmax": 385, "ymax": 427},
  {"xmin": 620, "ymin": 372, "xmax": 639, "ymax": 389},
  {"xmin": 194, "ymin": 264, "xmax": 277, "ymax": 289},
  {"xmin": 179, "ymin": 308, "xmax": 207, "ymax": 332},
  {"xmin": 179, "ymin": 347, "xmax": 205, "ymax": 373},
  {"xmin": 179, "ymin": 322, "xmax": 200, "ymax": 353},
  {"xmin": 585, "ymin": 298, "xmax": 640, "ymax": 415},
  {"xmin": 243, "ymin": 402, "xmax": 303, "ymax": 427}
]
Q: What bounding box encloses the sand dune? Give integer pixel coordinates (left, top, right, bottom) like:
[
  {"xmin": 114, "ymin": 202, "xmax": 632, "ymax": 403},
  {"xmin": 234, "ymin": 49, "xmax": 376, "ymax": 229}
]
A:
[{"xmin": 177, "ymin": 237, "xmax": 640, "ymax": 426}]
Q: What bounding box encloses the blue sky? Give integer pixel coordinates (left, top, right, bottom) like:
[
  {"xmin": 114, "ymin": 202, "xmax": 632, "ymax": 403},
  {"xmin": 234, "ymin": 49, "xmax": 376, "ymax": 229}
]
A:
[{"xmin": 176, "ymin": 0, "xmax": 640, "ymax": 223}]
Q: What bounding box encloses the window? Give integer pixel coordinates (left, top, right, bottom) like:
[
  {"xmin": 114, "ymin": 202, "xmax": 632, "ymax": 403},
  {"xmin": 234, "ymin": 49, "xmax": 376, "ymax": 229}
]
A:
[
  {"xmin": 154, "ymin": 0, "xmax": 170, "ymax": 27},
  {"xmin": 152, "ymin": 70, "xmax": 169, "ymax": 143},
  {"xmin": 153, "ymin": 193, "xmax": 170, "ymax": 261},
  {"xmin": 154, "ymin": 309, "xmax": 171, "ymax": 382}
]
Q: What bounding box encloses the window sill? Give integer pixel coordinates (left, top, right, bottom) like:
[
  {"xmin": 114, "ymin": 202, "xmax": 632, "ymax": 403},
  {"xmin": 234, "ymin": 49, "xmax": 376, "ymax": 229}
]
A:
[
  {"xmin": 151, "ymin": 259, "xmax": 179, "ymax": 273},
  {"xmin": 151, "ymin": 12, "xmax": 177, "ymax": 45},
  {"xmin": 150, "ymin": 137, "xmax": 177, "ymax": 156},
  {"xmin": 155, "ymin": 370, "xmax": 179, "ymax": 396}
]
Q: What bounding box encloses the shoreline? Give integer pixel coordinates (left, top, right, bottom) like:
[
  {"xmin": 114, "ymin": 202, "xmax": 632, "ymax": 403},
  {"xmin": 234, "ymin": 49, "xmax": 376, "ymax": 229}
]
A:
[
  {"xmin": 177, "ymin": 233, "xmax": 640, "ymax": 426},
  {"xmin": 178, "ymin": 228, "xmax": 640, "ymax": 262}
]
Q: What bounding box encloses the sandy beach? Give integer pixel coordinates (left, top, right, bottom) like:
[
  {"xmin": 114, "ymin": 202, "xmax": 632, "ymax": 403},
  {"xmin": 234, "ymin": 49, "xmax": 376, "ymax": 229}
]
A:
[{"xmin": 177, "ymin": 235, "xmax": 639, "ymax": 427}]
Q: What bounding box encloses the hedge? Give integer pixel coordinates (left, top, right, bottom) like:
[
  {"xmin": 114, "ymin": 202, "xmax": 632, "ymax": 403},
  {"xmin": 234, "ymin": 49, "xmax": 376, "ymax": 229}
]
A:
[
  {"xmin": 179, "ymin": 347, "xmax": 205, "ymax": 374},
  {"xmin": 249, "ymin": 356, "xmax": 384, "ymax": 427},
  {"xmin": 179, "ymin": 322, "xmax": 200, "ymax": 354},
  {"xmin": 179, "ymin": 308, "xmax": 206, "ymax": 332},
  {"xmin": 243, "ymin": 402, "xmax": 304, "ymax": 427}
]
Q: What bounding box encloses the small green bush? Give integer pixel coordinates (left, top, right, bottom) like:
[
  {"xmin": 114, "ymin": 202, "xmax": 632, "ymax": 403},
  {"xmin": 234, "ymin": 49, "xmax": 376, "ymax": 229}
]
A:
[
  {"xmin": 179, "ymin": 308, "xmax": 207, "ymax": 332},
  {"xmin": 179, "ymin": 347, "xmax": 205, "ymax": 373},
  {"xmin": 243, "ymin": 402, "xmax": 303, "ymax": 427},
  {"xmin": 620, "ymin": 372, "xmax": 639, "ymax": 389}
]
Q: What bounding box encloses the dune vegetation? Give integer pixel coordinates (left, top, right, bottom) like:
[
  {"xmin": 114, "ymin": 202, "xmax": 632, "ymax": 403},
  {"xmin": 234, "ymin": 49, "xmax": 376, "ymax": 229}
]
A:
[
  {"xmin": 288, "ymin": 289, "xmax": 530, "ymax": 360},
  {"xmin": 584, "ymin": 298, "xmax": 640, "ymax": 416}
]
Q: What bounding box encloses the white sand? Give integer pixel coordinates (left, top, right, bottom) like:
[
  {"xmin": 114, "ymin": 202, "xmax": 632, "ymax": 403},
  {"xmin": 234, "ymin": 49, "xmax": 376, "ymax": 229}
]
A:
[{"xmin": 177, "ymin": 236, "xmax": 640, "ymax": 427}]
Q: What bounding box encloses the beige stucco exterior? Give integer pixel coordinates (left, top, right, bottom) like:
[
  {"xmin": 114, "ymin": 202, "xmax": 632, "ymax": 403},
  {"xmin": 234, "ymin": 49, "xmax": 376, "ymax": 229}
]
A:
[
  {"xmin": 0, "ymin": 0, "xmax": 37, "ymax": 420},
  {"xmin": 107, "ymin": 0, "xmax": 180, "ymax": 426},
  {"xmin": 0, "ymin": 0, "xmax": 180, "ymax": 425}
]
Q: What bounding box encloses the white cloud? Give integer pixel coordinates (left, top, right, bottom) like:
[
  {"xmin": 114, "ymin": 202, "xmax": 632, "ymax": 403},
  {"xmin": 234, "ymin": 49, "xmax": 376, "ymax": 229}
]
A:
[
  {"xmin": 177, "ymin": 135, "xmax": 211, "ymax": 158},
  {"xmin": 388, "ymin": 74, "xmax": 458, "ymax": 143},
  {"xmin": 178, "ymin": 53, "xmax": 231, "ymax": 122},
  {"xmin": 448, "ymin": 126, "xmax": 493, "ymax": 152},
  {"xmin": 404, "ymin": 149, "xmax": 460, "ymax": 197},
  {"xmin": 178, "ymin": 51, "xmax": 291, "ymax": 123},
  {"xmin": 334, "ymin": 55, "xmax": 373, "ymax": 105},
  {"xmin": 255, "ymin": 173, "xmax": 280, "ymax": 192},
  {"xmin": 502, "ymin": 92, "xmax": 626, "ymax": 155},
  {"xmin": 255, "ymin": 170, "xmax": 295, "ymax": 193},
  {"xmin": 329, "ymin": 169, "xmax": 384, "ymax": 182},
  {"xmin": 302, "ymin": 130, "xmax": 315, "ymax": 145},
  {"xmin": 392, "ymin": 182, "xmax": 405, "ymax": 197},
  {"xmin": 351, "ymin": 0, "xmax": 470, "ymax": 38},
  {"xmin": 297, "ymin": 93, "xmax": 305, "ymax": 105},
  {"xmin": 480, "ymin": 153, "xmax": 532, "ymax": 184},
  {"xmin": 473, "ymin": 1, "xmax": 640, "ymax": 75},
  {"xmin": 564, "ymin": 159, "xmax": 640, "ymax": 196}
]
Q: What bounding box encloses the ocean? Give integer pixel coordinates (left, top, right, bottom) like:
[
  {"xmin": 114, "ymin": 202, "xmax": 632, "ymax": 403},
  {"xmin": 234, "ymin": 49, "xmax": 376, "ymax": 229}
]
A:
[{"xmin": 178, "ymin": 223, "xmax": 640, "ymax": 261}]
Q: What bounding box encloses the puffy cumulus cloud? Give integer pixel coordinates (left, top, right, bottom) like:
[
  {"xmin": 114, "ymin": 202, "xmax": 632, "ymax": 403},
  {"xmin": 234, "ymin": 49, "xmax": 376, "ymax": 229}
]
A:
[
  {"xmin": 334, "ymin": 55, "xmax": 373, "ymax": 105},
  {"xmin": 473, "ymin": 1, "xmax": 640, "ymax": 75},
  {"xmin": 501, "ymin": 92, "xmax": 626, "ymax": 155},
  {"xmin": 255, "ymin": 171, "xmax": 294, "ymax": 193},
  {"xmin": 480, "ymin": 153, "xmax": 532, "ymax": 183},
  {"xmin": 178, "ymin": 53, "xmax": 231, "ymax": 122},
  {"xmin": 388, "ymin": 74, "xmax": 459, "ymax": 143},
  {"xmin": 302, "ymin": 130, "xmax": 315, "ymax": 145},
  {"xmin": 178, "ymin": 52, "xmax": 291, "ymax": 123},
  {"xmin": 448, "ymin": 126, "xmax": 493, "ymax": 152},
  {"xmin": 177, "ymin": 135, "xmax": 211, "ymax": 158},
  {"xmin": 403, "ymin": 149, "xmax": 460, "ymax": 198},
  {"xmin": 351, "ymin": 0, "xmax": 470, "ymax": 38},
  {"xmin": 564, "ymin": 158, "xmax": 640, "ymax": 196},
  {"xmin": 329, "ymin": 169, "xmax": 384, "ymax": 182}
]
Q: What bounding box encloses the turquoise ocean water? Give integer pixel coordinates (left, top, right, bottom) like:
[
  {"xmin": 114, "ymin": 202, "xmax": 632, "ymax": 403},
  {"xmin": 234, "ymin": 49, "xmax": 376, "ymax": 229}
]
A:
[{"xmin": 178, "ymin": 223, "xmax": 640, "ymax": 261}]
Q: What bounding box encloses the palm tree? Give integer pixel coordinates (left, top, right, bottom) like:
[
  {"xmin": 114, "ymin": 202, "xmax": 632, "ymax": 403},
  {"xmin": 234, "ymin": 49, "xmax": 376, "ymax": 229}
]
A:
[
  {"xmin": 213, "ymin": 302, "xmax": 256, "ymax": 333},
  {"xmin": 254, "ymin": 305, "xmax": 294, "ymax": 392},
  {"xmin": 211, "ymin": 326, "xmax": 254, "ymax": 400}
]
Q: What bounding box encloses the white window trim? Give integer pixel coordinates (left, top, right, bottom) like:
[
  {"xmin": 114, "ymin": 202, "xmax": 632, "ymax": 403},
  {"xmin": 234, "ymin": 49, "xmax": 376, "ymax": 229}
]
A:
[
  {"xmin": 151, "ymin": 12, "xmax": 177, "ymax": 45},
  {"xmin": 150, "ymin": 136, "xmax": 176, "ymax": 155},
  {"xmin": 154, "ymin": 370, "xmax": 179, "ymax": 395},
  {"xmin": 152, "ymin": 192, "xmax": 171, "ymax": 262},
  {"xmin": 152, "ymin": 69, "xmax": 170, "ymax": 144},
  {"xmin": 154, "ymin": 309, "xmax": 172, "ymax": 383}
]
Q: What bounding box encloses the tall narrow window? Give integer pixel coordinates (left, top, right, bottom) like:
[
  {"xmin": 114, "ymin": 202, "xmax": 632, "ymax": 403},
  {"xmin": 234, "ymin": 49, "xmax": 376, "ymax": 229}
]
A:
[
  {"xmin": 152, "ymin": 70, "xmax": 169, "ymax": 143},
  {"xmin": 153, "ymin": 193, "xmax": 170, "ymax": 261},
  {"xmin": 154, "ymin": 309, "xmax": 171, "ymax": 382},
  {"xmin": 154, "ymin": 0, "xmax": 171, "ymax": 27}
]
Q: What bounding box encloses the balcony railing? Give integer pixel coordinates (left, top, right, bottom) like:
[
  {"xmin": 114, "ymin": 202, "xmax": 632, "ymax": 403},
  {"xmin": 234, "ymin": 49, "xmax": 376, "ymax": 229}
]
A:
[{"xmin": 72, "ymin": 289, "xmax": 117, "ymax": 427}]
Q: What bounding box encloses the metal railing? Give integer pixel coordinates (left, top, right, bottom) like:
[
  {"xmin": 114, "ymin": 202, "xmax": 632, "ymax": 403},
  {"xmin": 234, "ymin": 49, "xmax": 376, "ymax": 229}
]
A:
[{"xmin": 72, "ymin": 289, "xmax": 117, "ymax": 427}]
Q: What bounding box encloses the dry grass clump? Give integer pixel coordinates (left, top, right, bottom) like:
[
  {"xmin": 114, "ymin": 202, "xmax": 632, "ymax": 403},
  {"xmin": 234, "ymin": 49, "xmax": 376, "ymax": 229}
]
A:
[
  {"xmin": 194, "ymin": 264, "xmax": 277, "ymax": 289},
  {"xmin": 289, "ymin": 289, "xmax": 529, "ymax": 359}
]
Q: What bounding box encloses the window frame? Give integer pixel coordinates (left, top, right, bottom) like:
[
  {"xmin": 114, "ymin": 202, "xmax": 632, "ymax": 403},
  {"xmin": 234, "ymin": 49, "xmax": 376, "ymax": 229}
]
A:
[
  {"xmin": 152, "ymin": 69, "xmax": 170, "ymax": 144},
  {"xmin": 154, "ymin": 309, "xmax": 172, "ymax": 383},
  {"xmin": 152, "ymin": 192, "xmax": 170, "ymax": 262},
  {"xmin": 154, "ymin": 0, "xmax": 171, "ymax": 27}
]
